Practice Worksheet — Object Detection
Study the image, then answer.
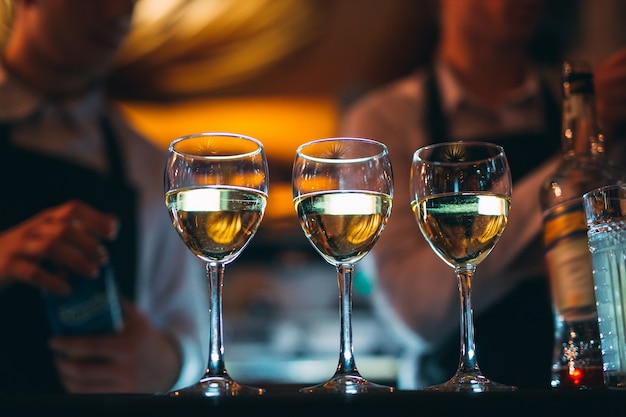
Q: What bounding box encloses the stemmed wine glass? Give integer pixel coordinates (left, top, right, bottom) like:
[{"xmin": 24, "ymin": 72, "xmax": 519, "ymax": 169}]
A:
[
  {"xmin": 411, "ymin": 141, "xmax": 515, "ymax": 392},
  {"xmin": 164, "ymin": 132, "xmax": 268, "ymax": 397},
  {"xmin": 292, "ymin": 137, "xmax": 395, "ymax": 394}
]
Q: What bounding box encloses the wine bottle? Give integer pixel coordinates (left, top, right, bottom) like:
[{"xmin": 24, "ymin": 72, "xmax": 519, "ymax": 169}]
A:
[{"xmin": 540, "ymin": 61, "xmax": 622, "ymax": 389}]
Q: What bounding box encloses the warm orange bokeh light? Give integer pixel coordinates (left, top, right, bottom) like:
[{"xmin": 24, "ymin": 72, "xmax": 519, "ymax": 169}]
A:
[{"xmin": 118, "ymin": 95, "xmax": 338, "ymax": 221}]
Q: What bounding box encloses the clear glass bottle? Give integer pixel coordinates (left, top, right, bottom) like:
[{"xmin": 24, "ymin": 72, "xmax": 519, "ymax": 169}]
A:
[{"xmin": 540, "ymin": 61, "xmax": 621, "ymax": 389}]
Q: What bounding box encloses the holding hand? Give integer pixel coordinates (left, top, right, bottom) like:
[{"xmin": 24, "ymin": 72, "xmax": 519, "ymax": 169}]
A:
[
  {"xmin": 595, "ymin": 47, "xmax": 626, "ymax": 140},
  {"xmin": 0, "ymin": 200, "xmax": 118, "ymax": 294}
]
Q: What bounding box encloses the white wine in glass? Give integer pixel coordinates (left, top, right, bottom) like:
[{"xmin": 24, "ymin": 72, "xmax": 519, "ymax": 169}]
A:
[
  {"xmin": 411, "ymin": 141, "xmax": 515, "ymax": 392},
  {"xmin": 164, "ymin": 132, "xmax": 268, "ymax": 397},
  {"xmin": 293, "ymin": 137, "xmax": 395, "ymax": 394}
]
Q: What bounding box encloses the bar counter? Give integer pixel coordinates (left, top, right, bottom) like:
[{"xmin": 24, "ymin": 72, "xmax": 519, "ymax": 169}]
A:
[{"xmin": 4, "ymin": 386, "xmax": 625, "ymax": 417}]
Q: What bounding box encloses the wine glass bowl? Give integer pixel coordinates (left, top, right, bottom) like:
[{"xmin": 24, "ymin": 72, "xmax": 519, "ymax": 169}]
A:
[
  {"xmin": 411, "ymin": 141, "xmax": 514, "ymax": 392},
  {"xmin": 292, "ymin": 137, "xmax": 395, "ymax": 394},
  {"xmin": 164, "ymin": 132, "xmax": 268, "ymax": 397}
]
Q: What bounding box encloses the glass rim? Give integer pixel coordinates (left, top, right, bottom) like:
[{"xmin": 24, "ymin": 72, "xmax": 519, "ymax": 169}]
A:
[
  {"xmin": 582, "ymin": 183, "xmax": 626, "ymax": 200},
  {"xmin": 169, "ymin": 132, "xmax": 264, "ymax": 160},
  {"xmin": 413, "ymin": 140, "xmax": 506, "ymax": 165},
  {"xmin": 296, "ymin": 136, "xmax": 388, "ymax": 163}
]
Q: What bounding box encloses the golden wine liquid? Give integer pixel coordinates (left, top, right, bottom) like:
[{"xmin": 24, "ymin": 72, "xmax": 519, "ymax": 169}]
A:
[
  {"xmin": 413, "ymin": 192, "xmax": 510, "ymax": 268},
  {"xmin": 295, "ymin": 191, "xmax": 392, "ymax": 265},
  {"xmin": 166, "ymin": 186, "xmax": 266, "ymax": 263}
]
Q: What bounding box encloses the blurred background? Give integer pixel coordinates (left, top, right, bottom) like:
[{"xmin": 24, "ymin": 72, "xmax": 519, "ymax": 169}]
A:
[
  {"xmin": 4, "ymin": 0, "xmax": 626, "ymax": 386},
  {"xmin": 86, "ymin": 0, "xmax": 626, "ymax": 387},
  {"xmin": 110, "ymin": 0, "xmax": 438, "ymax": 386}
]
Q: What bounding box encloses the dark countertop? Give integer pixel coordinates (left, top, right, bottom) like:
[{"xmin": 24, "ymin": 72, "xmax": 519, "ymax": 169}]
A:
[{"xmin": 2, "ymin": 387, "xmax": 624, "ymax": 417}]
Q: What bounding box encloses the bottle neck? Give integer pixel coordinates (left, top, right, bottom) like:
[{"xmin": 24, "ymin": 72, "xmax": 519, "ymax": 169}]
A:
[{"xmin": 561, "ymin": 85, "xmax": 605, "ymax": 160}]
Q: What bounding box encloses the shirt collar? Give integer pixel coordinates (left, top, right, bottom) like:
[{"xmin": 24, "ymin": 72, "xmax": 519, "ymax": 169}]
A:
[
  {"xmin": 434, "ymin": 58, "xmax": 542, "ymax": 115},
  {"xmin": 0, "ymin": 62, "xmax": 106, "ymax": 123}
]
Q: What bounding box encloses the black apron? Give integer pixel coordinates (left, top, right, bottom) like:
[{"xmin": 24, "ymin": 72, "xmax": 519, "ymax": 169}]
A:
[
  {"xmin": 0, "ymin": 116, "xmax": 137, "ymax": 393},
  {"xmin": 417, "ymin": 70, "xmax": 560, "ymax": 389}
]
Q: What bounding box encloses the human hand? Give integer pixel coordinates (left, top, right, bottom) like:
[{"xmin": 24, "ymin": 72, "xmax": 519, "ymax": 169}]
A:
[
  {"xmin": 595, "ymin": 47, "xmax": 626, "ymax": 141},
  {"xmin": 0, "ymin": 200, "xmax": 118, "ymax": 294},
  {"xmin": 49, "ymin": 299, "xmax": 182, "ymax": 394}
]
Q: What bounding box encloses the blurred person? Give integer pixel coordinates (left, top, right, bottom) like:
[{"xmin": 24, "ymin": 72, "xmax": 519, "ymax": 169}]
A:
[
  {"xmin": 0, "ymin": 0, "xmax": 208, "ymax": 393},
  {"xmin": 341, "ymin": 0, "xmax": 626, "ymax": 389}
]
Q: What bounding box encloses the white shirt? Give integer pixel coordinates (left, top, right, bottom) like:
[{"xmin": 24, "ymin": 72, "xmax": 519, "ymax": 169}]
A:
[
  {"xmin": 0, "ymin": 66, "xmax": 209, "ymax": 391},
  {"xmin": 435, "ymin": 59, "xmax": 546, "ymax": 139}
]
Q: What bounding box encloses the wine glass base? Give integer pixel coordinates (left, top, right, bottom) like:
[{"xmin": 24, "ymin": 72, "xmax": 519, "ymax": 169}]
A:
[
  {"xmin": 423, "ymin": 372, "xmax": 516, "ymax": 393},
  {"xmin": 300, "ymin": 374, "xmax": 395, "ymax": 395},
  {"xmin": 169, "ymin": 376, "xmax": 265, "ymax": 397}
]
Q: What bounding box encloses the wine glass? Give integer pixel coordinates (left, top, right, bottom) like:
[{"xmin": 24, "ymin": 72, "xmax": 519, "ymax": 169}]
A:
[
  {"xmin": 411, "ymin": 141, "xmax": 515, "ymax": 392},
  {"xmin": 164, "ymin": 132, "xmax": 268, "ymax": 397},
  {"xmin": 292, "ymin": 137, "xmax": 395, "ymax": 394}
]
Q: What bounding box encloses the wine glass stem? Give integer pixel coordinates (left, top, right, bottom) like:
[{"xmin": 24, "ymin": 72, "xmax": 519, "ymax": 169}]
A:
[
  {"xmin": 456, "ymin": 267, "xmax": 481, "ymax": 375},
  {"xmin": 206, "ymin": 261, "xmax": 228, "ymax": 378},
  {"xmin": 336, "ymin": 263, "xmax": 359, "ymax": 376}
]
